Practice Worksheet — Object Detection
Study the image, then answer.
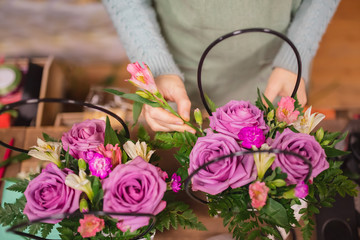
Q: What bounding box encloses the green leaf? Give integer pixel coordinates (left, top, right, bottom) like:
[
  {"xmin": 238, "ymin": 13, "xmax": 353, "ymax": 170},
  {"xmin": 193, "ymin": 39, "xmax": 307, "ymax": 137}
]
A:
[
  {"xmin": 323, "ymin": 146, "xmax": 350, "ymax": 158},
  {"xmin": 42, "ymin": 132, "xmax": 58, "ymax": 142},
  {"xmin": 261, "ymin": 198, "xmax": 289, "ymax": 228},
  {"xmin": 29, "ymin": 223, "xmax": 42, "ymax": 236},
  {"xmin": 0, "ymin": 153, "xmax": 31, "ymax": 168},
  {"xmin": 132, "ymin": 101, "xmax": 143, "ymax": 126},
  {"xmin": 262, "ymin": 93, "xmax": 275, "ymax": 111},
  {"xmin": 41, "ymin": 223, "xmax": 54, "ymax": 238},
  {"xmin": 137, "ymin": 125, "xmax": 150, "ymax": 142},
  {"xmin": 104, "ymin": 89, "xmax": 161, "ymax": 107},
  {"xmin": 104, "ymin": 116, "xmax": 121, "ymax": 146},
  {"xmin": 204, "ymin": 94, "xmax": 218, "ymax": 113},
  {"xmin": 6, "ymin": 178, "xmax": 29, "ymax": 193}
]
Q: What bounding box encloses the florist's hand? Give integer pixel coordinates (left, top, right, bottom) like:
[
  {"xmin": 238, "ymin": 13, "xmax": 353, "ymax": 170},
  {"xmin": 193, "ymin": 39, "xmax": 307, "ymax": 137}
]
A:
[
  {"xmin": 264, "ymin": 67, "xmax": 307, "ymax": 106},
  {"xmin": 144, "ymin": 74, "xmax": 195, "ymax": 133}
]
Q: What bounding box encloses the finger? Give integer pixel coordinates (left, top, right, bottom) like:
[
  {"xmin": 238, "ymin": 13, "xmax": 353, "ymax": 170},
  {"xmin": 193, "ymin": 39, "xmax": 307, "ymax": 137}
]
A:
[
  {"xmin": 170, "ymin": 86, "xmax": 191, "ymax": 121},
  {"xmin": 144, "ymin": 105, "xmax": 183, "ymax": 125},
  {"xmin": 263, "ymin": 83, "xmax": 279, "ymax": 105},
  {"xmin": 144, "ymin": 110, "xmax": 196, "ymax": 133}
]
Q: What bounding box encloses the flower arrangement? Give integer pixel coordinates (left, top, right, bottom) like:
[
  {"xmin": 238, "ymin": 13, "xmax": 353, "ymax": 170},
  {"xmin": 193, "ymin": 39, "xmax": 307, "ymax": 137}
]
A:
[
  {"xmin": 0, "ymin": 114, "xmax": 205, "ymax": 239},
  {"xmin": 106, "ymin": 61, "xmax": 358, "ymax": 240}
]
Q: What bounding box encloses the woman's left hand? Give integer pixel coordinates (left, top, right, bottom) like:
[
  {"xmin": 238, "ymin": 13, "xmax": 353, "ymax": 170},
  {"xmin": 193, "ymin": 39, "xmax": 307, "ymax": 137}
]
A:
[{"xmin": 264, "ymin": 67, "xmax": 307, "ymax": 106}]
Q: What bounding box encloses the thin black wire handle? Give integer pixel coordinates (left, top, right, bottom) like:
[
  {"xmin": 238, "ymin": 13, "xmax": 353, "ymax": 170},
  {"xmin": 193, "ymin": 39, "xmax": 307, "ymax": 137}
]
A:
[
  {"xmin": 6, "ymin": 211, "xmax": 156, "ymax": 240},
  {"xmin": 184, "ymin": 149, "xmax": 312, "ymax": 204},
  {"xmin": 0, "ymin": 98, "xmax": 130, "ymax": 153},
  {"xmin": 197, "ymin": 28, "xmax": 302, "ymax": 115}
]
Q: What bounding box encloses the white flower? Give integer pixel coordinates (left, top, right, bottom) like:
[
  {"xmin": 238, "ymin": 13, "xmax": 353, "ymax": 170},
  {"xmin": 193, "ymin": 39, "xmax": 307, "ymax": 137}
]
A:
[
  {"xmin": 123, "ymin": 140, "xmax": 155, "ymax": 162},
  {"xmin": 28, "ymin": 138, "xmax": 62, "ymax": 167},
  {"xmin": 65, "ymin": 170, "xmax": 94, "ymax": 202},
  {"xmin": 292, "ymin": 106, "xmax": 325, "ymax": 134},
  {"xmin": 252, "ymin": 144, "xmax": 276, "ymax": 180}
]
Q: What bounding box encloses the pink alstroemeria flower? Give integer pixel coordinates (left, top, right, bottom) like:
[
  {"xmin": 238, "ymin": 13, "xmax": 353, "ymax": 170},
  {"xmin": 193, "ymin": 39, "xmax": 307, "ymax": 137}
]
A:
[
  {"xmin": 249, "ymin": 181, "xmax": 269, "ymax": 209},
  {"xmin": 126, "ymin": 62, "xmax": 158, "ymax": 94},
  {"xmin": 276, "ymin": 96, "xmax": 300, "ymax": 124},
  {"xmin": 98, "ymin": 144, "xmax": 122, "ymax": 168},
  {"xmin": 78, "ymin": 215, "xmax": 105, "ymax": 238}
]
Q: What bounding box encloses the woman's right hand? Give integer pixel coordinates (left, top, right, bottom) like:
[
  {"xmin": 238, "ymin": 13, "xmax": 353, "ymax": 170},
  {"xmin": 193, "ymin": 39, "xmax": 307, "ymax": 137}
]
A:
[{"xmin": 143, "ymin": 74, "xmax": 196, "ymax": 133}]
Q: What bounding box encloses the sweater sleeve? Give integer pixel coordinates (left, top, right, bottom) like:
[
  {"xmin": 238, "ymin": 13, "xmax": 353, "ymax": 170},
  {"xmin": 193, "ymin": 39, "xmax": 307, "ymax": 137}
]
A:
[
  {"xmin": 273, "ymin": 0, "xmax": 341, "ymax": 83},
  {"xmin": 102, "ymin": 0, "xmax": 183, "ymax": 78}
]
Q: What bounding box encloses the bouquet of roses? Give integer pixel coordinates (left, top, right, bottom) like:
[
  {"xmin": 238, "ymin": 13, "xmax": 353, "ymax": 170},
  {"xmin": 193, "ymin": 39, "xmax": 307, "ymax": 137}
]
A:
[
  {"xmin": 108, "ymin": 61, "xmax": 358, "ymax": 240},
  {"xmin": 0, "ymin": 114, "xmax": 205, "ymax": 239}
]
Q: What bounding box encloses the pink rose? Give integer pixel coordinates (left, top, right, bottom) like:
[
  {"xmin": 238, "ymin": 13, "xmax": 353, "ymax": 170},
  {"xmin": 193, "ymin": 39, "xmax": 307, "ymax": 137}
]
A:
[
  {"xmin": 209, "ymin": 100, "xmax": 269, "ymax": 140},
  {"xmin": 78, "ymin": 215, "xmax": 105, "ymax": 238},
  {"xmin": 276, "ymin": 97, "xmax": 300, "ymax": 124},
  {"xmin": 23, "ymin": 163, "xmax": 81, "ymax": 224},
  {"xmin": 189, "ymin": 131, "xmax": 257, "ymax": 195},
  {"xmin": 61, "ymin": 119, "xmax": 105, "ymax": 159},
  {"xmin": 102, "ymin": 157, "xmax": 167, "ymax": 232},
  {"xmin": 249, "ymin": 181, "xmax": 269, "ymax": 209},
  {"xmin": 271, "ymin": 128, "xmax": 328, "ymax": 184}
]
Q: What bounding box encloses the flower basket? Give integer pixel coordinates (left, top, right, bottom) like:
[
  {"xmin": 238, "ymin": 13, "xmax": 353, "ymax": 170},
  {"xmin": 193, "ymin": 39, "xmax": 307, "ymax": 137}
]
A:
[
  {"xmin": 0, "ymin": 98, "xmax": 205, "ymax": 239},
  {"xmin": 105, "ymin": 28, "xmax": 358, "ymax": 240}
]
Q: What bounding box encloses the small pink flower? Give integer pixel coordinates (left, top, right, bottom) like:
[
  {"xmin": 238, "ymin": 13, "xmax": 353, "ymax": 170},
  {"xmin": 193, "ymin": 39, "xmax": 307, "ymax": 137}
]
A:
[
  {"xmin": 85, "ymin": 151, "xmax": 112, "ymax": 179},
  {"xmin": 78, "ymin": 215, "xmax": 105, "ymax": 238},
  {"xmin": 249, "ymin": 181, "xmax": 269, "ymax": 209},
  {"xmin": 98, "ymin": 144, "xmax": 122, "ymax": 168},
  {"xmin": 238, "ymin": 126, "xmax": 265, "ymax": 148},
  {"xmin": 126, "ymin": 62, "xmax": 158, "ymax": 94},
  {"xmin": 276, "ymin": 97, "xmax": 300, "ymax": 124},
  {"xmin": 295, "ymin": 181, "xmax": 309, "ymax": 198},
  {"xmin": 156, "ymin": 167, "xmax": 168, "ymax": 181},
  {"xmin": 170, "ymin": 173, "xmax": 181, "ymax": 193}
]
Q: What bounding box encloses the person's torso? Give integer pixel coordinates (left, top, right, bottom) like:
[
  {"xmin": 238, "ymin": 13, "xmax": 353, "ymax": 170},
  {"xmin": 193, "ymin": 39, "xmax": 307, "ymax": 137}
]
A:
[{"xmin": 154, "ymin": 0, "xmax": 301, "ymax": 107}]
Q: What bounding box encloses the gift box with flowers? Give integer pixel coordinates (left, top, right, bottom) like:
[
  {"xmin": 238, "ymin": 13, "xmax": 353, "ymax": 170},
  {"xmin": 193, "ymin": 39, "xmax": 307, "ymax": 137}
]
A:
[
  {"xmin": 107, "ymin": 60, "xmax": 358, "ymax": 240},
  {"xmin": 0, "ymin": 105, "xmax": 205, "ymax": 239}
]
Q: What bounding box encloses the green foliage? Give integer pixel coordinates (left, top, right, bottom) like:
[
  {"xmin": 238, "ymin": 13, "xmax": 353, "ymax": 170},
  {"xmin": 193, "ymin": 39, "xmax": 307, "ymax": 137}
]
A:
[
  {"xmin": 104, "ymin": 116, "xmax": 121, "ymax": 146},
  {"xmin": 89, "ymin": 176, "xmax": 104, "ymax": 210},
  {"xmin": 104, "ymin": 89, "xmax": 161, "ymax": 107},
  {"xmin": 137, "ymin": 125, "xmax": 151, "ymax": 142},
  {"xmin": 6, "ymin": 178, "xmax": 29, "ymax": 193},
  {"xmin": 58, "ymin": 216, "xmax": 81, "ymax": 240},
  {"xmin": 132, "ymin": 101, "xmax": 144, "ymax": 126},
  {"xmin": 0, "ymin": 196, "xmax": 27, "ymax": 231},
  {"xmin": 204, "ymin": 94, "xmax": 218, "ymax": 113},
  {"xmin": 155, "ymin": 200, "xmax": 206, "ymax": 232},
  {"xmin": 299, "ymin": 160, "xmax": 358, "ymax": 240},
  {"xmin": 42, "ymin": 132, "xmax": 58, "ymax": 142},
  {"xmin": 0, "ymin": 152, "xmax": 31, "ymax": 168}
]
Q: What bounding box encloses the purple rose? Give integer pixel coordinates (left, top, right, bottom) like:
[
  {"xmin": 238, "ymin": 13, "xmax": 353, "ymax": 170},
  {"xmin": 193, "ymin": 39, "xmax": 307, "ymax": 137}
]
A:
[
  {"xmin": 23, "ymin": 163, "xmax": 81, "ymax": 224},
  {"xmin": 238, "ymin": 126, "xmax": 266, "ymax": 148},
  {"xmin": 102, "ymin": 157, "xmax": 167, "ymax": 232},
  {"xmin": 271, "ymin": 128, "xmax": 329, "ymax": 184},
  {"xmin": 209, "ymin": 100, "xmax": 269, "ymax": 140},
  {"xmin": 189, "ymin": 131, "xmax": 257, "ymax": 195},
  {"xmin": 61, "ymin": 119, "xmax": 105, "ymax": 159}
]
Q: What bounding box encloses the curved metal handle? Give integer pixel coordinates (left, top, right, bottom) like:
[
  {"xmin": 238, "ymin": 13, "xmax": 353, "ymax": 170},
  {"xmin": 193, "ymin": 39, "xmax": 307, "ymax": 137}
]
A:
[
  {"xmin": 0, "ymin": 98, "xmax": 130, "ymax": 153},
  {"xmin": 7, "ymin": 211, "xmax": 156, "ymax": 240},
  {"xmin": 197, "ymin": 28, "xmax": 302, "ymax": 115}
]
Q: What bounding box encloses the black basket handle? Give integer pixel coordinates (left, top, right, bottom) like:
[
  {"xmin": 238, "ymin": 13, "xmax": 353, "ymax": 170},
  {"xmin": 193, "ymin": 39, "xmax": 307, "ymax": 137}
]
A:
[
  {"xmin": 0, "ymin": 98, "xmax": 130, "ymax": 153},
  {"xmin": 7, "ymin": 211, "xmax": 155, "ymax": 240},
  {"xmin": 197, "ymin": 28, "xmax": 302, "ymax": 115}
]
